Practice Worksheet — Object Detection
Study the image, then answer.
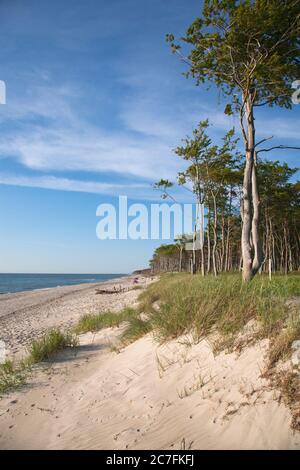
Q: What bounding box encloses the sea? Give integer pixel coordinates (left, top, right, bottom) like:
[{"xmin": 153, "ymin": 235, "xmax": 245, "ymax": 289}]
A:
[{"xmin": 0, "ymin": 273, "xmax": 127, "ymax": 295}]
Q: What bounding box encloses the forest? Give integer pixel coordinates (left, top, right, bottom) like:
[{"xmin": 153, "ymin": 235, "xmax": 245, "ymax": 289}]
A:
[{"xmin": 151, "ymin": 0, "xmax": 300, "ymax": 282}]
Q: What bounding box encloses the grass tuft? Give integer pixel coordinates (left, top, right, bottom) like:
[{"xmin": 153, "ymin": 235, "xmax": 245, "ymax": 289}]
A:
[
  {"xmin": 121, "ymin": 316, "xmax": 152, "ymax": 344},
  {"xmin": 269, "ymin": 318, "xmax": 300, "ymax": 365},
  {"xmin": 28, "ymin": 329, "xmax": 78, "ymax": 364},
  {"xmin": 74, "ymin": 307, "xmax": 137, "ymax": 334},
  {"xmin": 0, "ymin": 360, "xmax": 26, "ymax": 394},
  {"xmin": 269, "ymin": 370, "xmax": 300, "ymax": 431},
  {"xmin": 1, "ymin": 328, "xmax": 79, "ymax": 394}
]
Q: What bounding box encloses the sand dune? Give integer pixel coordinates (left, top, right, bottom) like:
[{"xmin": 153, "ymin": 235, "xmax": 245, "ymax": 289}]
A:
[
  {"xmin": 0, "ymin": 276, "xmax": 299, "ymax": 450},
  {"xmin": 1, "ymin": 326, "xmax": 299, "ymax": 449}
]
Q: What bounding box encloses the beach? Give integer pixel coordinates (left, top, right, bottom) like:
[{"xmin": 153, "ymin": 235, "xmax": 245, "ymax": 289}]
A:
[
  {"xmin": 0, "ymin": 275, "xmax": 147, "ymax": 358},
  {"xmin": 0, "ymin": 273, "xmax": 299, "ymax": 450}
]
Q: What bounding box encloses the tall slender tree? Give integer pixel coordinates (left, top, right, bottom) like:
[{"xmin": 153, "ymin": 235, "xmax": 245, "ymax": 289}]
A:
[{"xmin": 155, "ymin": 122, "xmax": 242, "ymax": 276}]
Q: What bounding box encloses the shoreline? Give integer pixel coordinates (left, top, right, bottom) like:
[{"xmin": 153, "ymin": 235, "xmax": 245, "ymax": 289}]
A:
[
  {"xmin": 0, "ymin": 273, "xmax": 129, "ymax": 296},
  {"xmin": 0, "ymin": 274, "xmax": 151, "ymax": 358}
]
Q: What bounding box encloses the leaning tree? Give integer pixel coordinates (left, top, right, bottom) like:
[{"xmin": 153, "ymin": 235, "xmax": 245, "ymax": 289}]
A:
[{"xmin": 167, "ymin": 0, "xmax": 300, "ymax": 281}]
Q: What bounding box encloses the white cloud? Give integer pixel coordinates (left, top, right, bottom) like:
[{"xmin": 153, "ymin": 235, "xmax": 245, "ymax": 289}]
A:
[
  {"xmin": 0, "ymin": 172, "xmax": 146, "ymax": 195},
  {"xmin": 0, "ymin": 78, "xmax": 299, "ymax": 199},
  {"xmin": 0, "ymin": 81, "xmax": 182, "ymax": 181},
  {"xmin": 0, "ymin": 172, "xmax": 194, "ymax": 202},
  {"xmin": 0, "ymin": 84, "xmax": 78, "ymax": 124},
  {"xmin": 0, "ymin": 126, "xmax": 182, "ymax": 180}
]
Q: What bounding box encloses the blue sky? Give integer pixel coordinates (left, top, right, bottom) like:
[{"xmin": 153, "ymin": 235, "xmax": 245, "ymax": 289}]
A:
[{"xmin": 0, "ymin": 0, "xmax": 299, "ymax": 273}]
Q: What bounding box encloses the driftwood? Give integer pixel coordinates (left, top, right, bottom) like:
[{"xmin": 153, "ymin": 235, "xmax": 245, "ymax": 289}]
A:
[{"xmin": 95, "ymin": 287, "xmax": 125, "ymax": 295}]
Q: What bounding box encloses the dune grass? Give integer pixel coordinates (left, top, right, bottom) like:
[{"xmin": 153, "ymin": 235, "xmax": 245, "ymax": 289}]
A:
[
  {"xmin": 74, "ymin": 307, "xmax": 137, "ymax": 334},
  {"xmin": 0, "ymin": 329, "xmax": 78, "ymax": 394},
  {"xmin": 75, "ymin": 272, "xmax": 299, "ymax": 362},
  {"xmin": 2, "ymin": 273, "xmax": 298, "ymax": 395},
  {"xmin": 0, "ymin": 360, "xmax": 26, "ymax": 394},
  {"xmin": 121, "ymin": 315, "xmax": 152, "ymax": 344},
  {"xmin": 28, "ymin": 329, "xmax": 78, "ymax": 364},
  {"xmin": 137, "ymin": 273, "xmax": 300, "ymax": 362},
  {"xmin": 269, "ymin": 318, "xmax": 300, "ymax": 365},
  {"xmin": 74, "ymin": 306, "xmax": 151, "ymax": 345}
]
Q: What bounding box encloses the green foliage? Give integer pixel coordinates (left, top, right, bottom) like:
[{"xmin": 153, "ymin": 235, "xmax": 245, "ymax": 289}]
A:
[
  {"xmin": 0, "ymin": 360, "xmax": 26, "ymax": 394},
  {"xmin": 74, "ymin": 308, "xmax": 137, "ymax": 334},
  {"xmin": 224, "ymin": 103, "xmax": 233, "ymax": 115},
  {"xmin": 154, "ymin": 244, "xmax": 180, "ymax": 257},
  {"xmin": 75, "ymin": 306, "xmax": 152, "ymax": 347},
  {"xmin": 153, "ymin": 179, "xmax": 174, "ymax": 199},
  {"xmin": 167, "ymin": 1, "xmax": 300, "ymax": 281},
  {"xmin": 257, "ymin": 159, "xmax": 299, "ymax": 215},
  {"xmin": 171, "ymin": 0, "xmax": 300, "ymax": 107},
  {"xmin": 139, "ymin": 273, "xmax": 300, "ymax": 351},
  {"xmin": 174, "ymin": 121, "xmax": 242, "ymax": 212},
  {"xmin": 0, "ymin": 329, "xmax": 79, "ymax": 394},
  {"xmin": 121, "ymin": 316, "xmax": 152, "ymax": 344},
  {"xmin": 28, "ymin": 329, "xmax": 78, "ymax": 363}
]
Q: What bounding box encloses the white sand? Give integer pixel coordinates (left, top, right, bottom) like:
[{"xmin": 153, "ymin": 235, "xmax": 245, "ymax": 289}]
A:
[
  {"xmin": 0, "ymin": 276, "xmax": 299, "ymax": 450},
  {"xmin": 0, "ymin": 275, "xmax": 148, "ymax": 357}
]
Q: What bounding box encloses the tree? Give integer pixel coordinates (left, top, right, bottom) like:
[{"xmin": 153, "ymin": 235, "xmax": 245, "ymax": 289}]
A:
[
  {"xmin": 175, "ymin": 120, "xmax": 211, "ymax": 275},
  {"xmin": 154, "ymin": 120, "xmax": 211, "ymax": 275},
  {"xmin": 257, "ymin": 160, "xmax": 300, "ymax": 276},
  {"xmin": 167, "ymin": 0, "xmax": 300, "ymax": 281},
  {"xmin": 155, "ymin": 122, "xmax": 242, "ymax": 276}
]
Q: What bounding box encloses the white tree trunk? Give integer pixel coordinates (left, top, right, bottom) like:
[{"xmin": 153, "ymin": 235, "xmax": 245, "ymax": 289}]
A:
[{"xmin": 241, "ymin": 95, "xmax": 263, "ymax": 282}]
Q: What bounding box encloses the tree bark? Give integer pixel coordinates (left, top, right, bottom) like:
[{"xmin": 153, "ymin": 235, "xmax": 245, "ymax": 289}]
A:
[
  {"xmin": 212, "ymin": 192, "xmax": 218, "ymax": 277},
  {"xmin": 207, "ymin": 206, "xmax": 211, "ymax": 273},
  {"xmin": 251, "ymin": 152, "xmax": 263, "ymax": 275},
  {"xmin": 241, "ymin": 93, "xmax": 263, "ymax": 282},
  {"xmin": 199, "ymin": 201, "xmax": 205, "ymax": 276}
]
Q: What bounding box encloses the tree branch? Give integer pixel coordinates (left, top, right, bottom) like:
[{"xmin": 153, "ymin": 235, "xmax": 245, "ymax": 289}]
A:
[
  {"xmin": 257, "ymin": 145, "xmax": 300, "ymax": 154},
  {"xmin": 255, "ymin": 136, "xmax": 274, "ymax": 148}
]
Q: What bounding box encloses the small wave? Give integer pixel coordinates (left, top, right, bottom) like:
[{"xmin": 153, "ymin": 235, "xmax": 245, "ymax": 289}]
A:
[{"xmin": 32, "ymin": 287, "xmax": 53, "ymax": 292}]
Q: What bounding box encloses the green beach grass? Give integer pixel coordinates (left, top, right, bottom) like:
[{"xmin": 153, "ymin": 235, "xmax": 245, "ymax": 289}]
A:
[{"xmin": 2, "ymin": 273, "xmax": 299, "ymax": 397}]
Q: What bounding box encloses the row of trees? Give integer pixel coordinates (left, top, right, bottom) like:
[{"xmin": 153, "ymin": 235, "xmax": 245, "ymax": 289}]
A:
[
  {"xmin": 152, "ymin": 145, "xmax": 300, "ymax": 277},
  {"xmin": 152, "ymin": 0, "xmax": 300, "ymax": 282}
]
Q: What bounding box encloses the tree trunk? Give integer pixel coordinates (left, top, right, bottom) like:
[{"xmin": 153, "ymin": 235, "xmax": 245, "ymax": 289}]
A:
[
  {"xmin": 225, "ymin": 189, "xmax": 232, "ymax": 273},
  {"xmin": 241, "ymin": 94, "xmax": 263, "ymax": 282},
  {"xmin": 199, "ymin": 201, "xmax": 205, "ymax": 276},
  {"xmin": 241, "ymin": 156, "xmax": 254, "ymax": 281},
  {"xmin": 207, "ymin": 206, "xmax": 211, "ymax": 273},
  {"xmin": 212, "ymin": 192, "xmax": 218, "ymax": 277},
  {"xmin": 251, "ymin": 152, "xmax": 263, "ymax": 274},
  {"xmin": 220, "ymin": 214, "xmax": 225, "ymax": 272},
  {"xmin": 179, "ymin": 247, "xmax": 182, "ymax": 272}
]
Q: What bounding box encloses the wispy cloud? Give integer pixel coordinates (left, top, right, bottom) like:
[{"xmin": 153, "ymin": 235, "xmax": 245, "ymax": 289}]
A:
[
  {"xmin": 0, "ymin": 171, "xmax": 195, "ymax": 202},
  {"xmin": 0, "ymin": 57, "xmax": 299, "ymax": 197},
  {"xmin": 0, "ymin": 79, "xmax": 231, "ymax": 186},
  {"xmin": 0, "ymin": 172, "xmax": 149, "ymax": 196}
]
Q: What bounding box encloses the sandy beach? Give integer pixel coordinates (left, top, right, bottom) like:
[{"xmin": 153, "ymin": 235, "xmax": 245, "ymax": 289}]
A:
[
  {"xmin": 0, "ymin": 274, "xmax": 299, "ymax": 450},
  {"xmin": 0, "ymin": 275, "xmax": 146, "ymax": 358}
]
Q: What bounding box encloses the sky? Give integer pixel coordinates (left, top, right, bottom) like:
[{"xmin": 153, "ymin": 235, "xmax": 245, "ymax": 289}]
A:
[{"xmin": 0, "ymin": 0, "xmax": 299, "ymax": 274}]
